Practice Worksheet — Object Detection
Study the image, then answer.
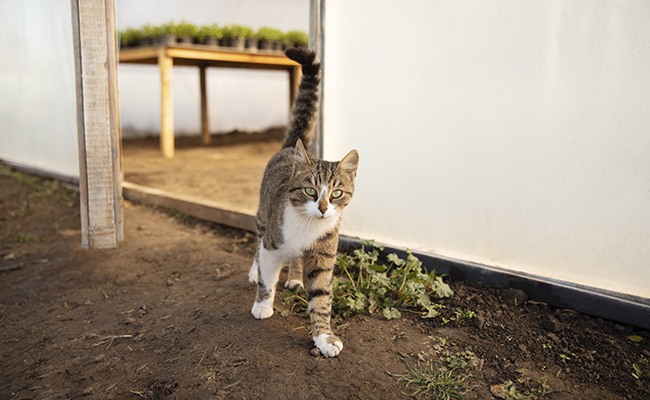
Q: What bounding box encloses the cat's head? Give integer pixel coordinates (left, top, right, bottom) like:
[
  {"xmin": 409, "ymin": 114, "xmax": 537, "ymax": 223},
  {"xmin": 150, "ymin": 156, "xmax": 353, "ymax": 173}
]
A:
[{"xmin": 288, "ymin": 140, "xmax": 359, "ymax": 220}]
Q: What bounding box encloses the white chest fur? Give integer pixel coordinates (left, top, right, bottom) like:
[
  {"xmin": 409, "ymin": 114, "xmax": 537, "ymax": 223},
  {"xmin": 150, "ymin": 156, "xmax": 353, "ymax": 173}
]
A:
[{"xmin": 280, "ymin": 201, "xmax": 339, "ymax": 259}]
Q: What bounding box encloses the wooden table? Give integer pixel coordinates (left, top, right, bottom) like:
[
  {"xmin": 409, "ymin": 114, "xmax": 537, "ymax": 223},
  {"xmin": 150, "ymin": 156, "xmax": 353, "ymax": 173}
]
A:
[{"xmin": 119, "ymin": 45, "xmax": 301, "ymax": 158}]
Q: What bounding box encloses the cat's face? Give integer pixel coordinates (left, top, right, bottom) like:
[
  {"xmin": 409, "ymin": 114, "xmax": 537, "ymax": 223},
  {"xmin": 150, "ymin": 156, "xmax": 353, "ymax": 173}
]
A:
[{"xmin": 288, "ymin": 140, "xmax": 359, "ymax": 221}]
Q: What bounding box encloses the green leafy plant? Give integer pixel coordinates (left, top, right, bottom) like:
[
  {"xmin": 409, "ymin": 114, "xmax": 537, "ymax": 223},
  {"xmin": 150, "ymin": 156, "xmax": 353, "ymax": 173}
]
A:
[
  {"xmin": 158, "ymin": 21, "xmax": 177, "ymax": 36},
  {"xmin": 332, "ymin": 240, "xmax": 453, "ymax": 321},
  {"xmin": 119, "ymin": 28, "xmax": 141, "ymax": 47},
  {"xmin": 222, "ymin": 24, "xmax": 254, "ymax": 39},
  {"xmin": 282, "ymin": 239, "xmax": 453, "ymax": 321},
  {"xmin": 197, "ymin": 23, "xmax": 222, "ymax": 41},
  {"xmin": 139, "ymin": 23, "xmax": 157, "ymax": 40},
  {"xmin": 175, "ymin": 20, "xmax": 197, "ymax": 38},
  {"xmin": 255, "ymin": 26, "xmax": 283, "ymax": 41},
  {"xmin": 283, "ymin": 30, "xmax": 309, "ymax": 46}
]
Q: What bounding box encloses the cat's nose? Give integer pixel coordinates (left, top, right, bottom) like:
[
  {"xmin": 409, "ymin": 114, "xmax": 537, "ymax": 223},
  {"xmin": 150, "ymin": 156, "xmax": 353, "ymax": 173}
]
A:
[{"xmin": 318, "ymin": 205, "xmax": 328, "ymax": 214}]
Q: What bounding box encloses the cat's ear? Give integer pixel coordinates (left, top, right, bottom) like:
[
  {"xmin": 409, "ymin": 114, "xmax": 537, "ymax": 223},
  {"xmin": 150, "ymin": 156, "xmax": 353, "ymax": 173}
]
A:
[
  {"xmin": 339, "ymin": 149, "xmax": 359, "ymax": 178},
  {"xmin": 293, "ymin": 139, "xmax": 312, "ymax": 166}
]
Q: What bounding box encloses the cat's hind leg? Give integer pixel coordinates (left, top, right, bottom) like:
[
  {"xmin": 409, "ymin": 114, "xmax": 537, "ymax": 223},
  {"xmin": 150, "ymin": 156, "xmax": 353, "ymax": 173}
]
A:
[
  {"xmin": 251, "ymin": 246, "xmax": 284, "ymax": 320},
  {"xmin": 248, "ymin": 258, "xmax": 259, "ymax": 284},
  {"xmin": 285, "ymin": 258, "xmax": 304, "ymax": 289}
]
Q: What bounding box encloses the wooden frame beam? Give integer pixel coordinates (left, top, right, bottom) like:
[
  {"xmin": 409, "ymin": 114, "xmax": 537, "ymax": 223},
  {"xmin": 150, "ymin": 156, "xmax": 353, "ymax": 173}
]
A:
[
  {"xmin": 310, "ymin": 0, "xmax": 324, "ymax": 157},
  {"xmin": 70, "ymin": 0, "xmax": 123, "ymax": 248}
]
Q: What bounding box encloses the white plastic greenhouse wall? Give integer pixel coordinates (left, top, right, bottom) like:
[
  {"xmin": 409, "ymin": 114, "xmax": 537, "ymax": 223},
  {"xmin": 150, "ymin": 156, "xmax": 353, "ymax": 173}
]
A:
[
  {"xmin": 322, "ymin": 1, "xmax": 650, "ymax": 302},
  {"xmin": 0, "ymin": 1, "xmax": 79, "ymax": 178}
]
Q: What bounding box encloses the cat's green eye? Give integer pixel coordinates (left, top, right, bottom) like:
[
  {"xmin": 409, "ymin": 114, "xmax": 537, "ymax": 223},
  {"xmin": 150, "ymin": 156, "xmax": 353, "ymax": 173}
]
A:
[
  {"xmin": 331, "ymin": 190, "xmax": 343, "ymax": 199},
  {"xmin": 305, "ymin": 187, "xmax": 317, "ymax": 197}
]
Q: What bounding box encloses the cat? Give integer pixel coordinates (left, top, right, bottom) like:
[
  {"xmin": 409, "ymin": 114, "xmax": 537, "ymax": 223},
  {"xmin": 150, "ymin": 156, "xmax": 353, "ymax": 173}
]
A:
[{"xmin": 248, "ymin": 48, "xmax": 359, "ymax": 357}]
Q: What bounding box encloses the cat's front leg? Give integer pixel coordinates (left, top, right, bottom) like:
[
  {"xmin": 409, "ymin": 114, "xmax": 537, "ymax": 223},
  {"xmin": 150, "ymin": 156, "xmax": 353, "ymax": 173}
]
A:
[
  {"xmin": 251, "ymin": 246, "xmax": 283, "ymax": 320},
  {"xmin": 303, "ymin": 238, "xmax": 343, "ymax": 357}
]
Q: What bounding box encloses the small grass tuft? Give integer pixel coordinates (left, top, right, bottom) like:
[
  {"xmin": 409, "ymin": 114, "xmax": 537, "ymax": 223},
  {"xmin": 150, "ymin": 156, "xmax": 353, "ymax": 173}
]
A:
[
  {"xmin": 389, "ymin": 351, "xmax": 476, "ymax": 399},
  {"xmin": 10, "ymin": 233, "xmax": 40, "ymax": 248}
]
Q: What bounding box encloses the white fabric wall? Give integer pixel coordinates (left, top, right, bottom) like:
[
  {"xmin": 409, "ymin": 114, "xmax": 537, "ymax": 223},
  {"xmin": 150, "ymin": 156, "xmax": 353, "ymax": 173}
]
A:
[
  {"xmin": 323, "ymin": 1, "xmax": 650, "ymax": 299},
  {"xmin": 0, "ymin": 0, "xmax": 79, "ymax": 178}
]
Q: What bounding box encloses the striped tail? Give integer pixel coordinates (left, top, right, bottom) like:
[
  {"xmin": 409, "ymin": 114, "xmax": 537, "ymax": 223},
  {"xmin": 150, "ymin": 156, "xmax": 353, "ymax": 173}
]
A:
[{"xmin": 282, "ymin": 48, "xmax": 321, "ymax": 150}]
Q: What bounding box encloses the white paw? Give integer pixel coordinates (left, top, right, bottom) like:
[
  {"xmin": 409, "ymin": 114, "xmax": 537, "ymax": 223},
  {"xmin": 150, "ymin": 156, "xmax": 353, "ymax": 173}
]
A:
[
  {"xmin": 251, "ymin": 302, "xmax": 274, "ymax": 319},
  {"xmin": 285, "ymin": 279, "xmax": 304, "ymax": 289},
  {"xmin": 248, "ymin": 261, "xmax": 258, "ymax": 284},
  {"xmin": 314, "ymin": 333, "xmax": 343, "ymax": 357}
]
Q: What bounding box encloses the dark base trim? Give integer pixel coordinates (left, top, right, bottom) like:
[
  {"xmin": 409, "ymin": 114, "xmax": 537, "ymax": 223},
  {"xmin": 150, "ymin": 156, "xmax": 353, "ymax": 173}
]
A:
[{"xmin": 339, "ymin": 236, "xmax": 650, "ymax": 330}]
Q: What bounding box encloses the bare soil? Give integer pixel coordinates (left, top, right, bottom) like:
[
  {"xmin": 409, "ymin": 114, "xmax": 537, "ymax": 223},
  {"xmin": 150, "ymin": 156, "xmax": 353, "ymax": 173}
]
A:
[
  {"xmin": 121, "ymin": 131, "xmax": 283, "ymax": 215},
  {"xmin": 2, "ymin": 160, "xmax": 650, "ymax": 399}
]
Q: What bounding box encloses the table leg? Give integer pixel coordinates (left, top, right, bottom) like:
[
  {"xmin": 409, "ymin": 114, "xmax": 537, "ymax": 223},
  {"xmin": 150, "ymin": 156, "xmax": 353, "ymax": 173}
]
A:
[
  {"xmin": 158, "ymin": 49, "xmax": 174, "ymax": 158},
  {"xmin": 199, "ymin": 65, "xmax": 210, "ymax": 145}
]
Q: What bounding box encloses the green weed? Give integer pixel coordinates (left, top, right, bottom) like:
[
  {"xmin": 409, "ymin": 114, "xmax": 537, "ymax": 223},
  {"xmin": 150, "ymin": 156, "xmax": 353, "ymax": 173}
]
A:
[
  {"xmin": 332, "ymin": 239, "xmax": 452, "ymax": 320},
  {"xmin": 389, "ymin": 350, "xmax": 477, "ymax": 399},
  {"xmin": 442, "ymin": 307, "xmax": 477, "ymax": 325},
  {"xmin": 282, "ymin": 239, "xmax": 453, "ymax": 321},
  {"xmin": 632, "ymin": 361, "xmax": 650, "ymax": 389},
  {"xmin": 283, "ymin": 239, "xmax": 453, "ymax": 321}
]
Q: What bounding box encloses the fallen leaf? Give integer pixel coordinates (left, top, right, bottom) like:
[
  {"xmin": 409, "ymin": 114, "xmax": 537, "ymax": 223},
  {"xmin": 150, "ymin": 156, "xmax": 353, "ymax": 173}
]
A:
[
  {"xmin": 627, "ymin": 335, "xmax": 645, "ymax": 343},
  {"xmin": 490, "ymin": 384, "xmax": 506, "ymax": 398}
]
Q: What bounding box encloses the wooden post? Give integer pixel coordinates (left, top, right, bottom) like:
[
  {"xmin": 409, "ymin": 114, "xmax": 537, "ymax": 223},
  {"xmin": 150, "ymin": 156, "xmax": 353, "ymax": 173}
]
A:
[
  {"xmin": 309, "ymin": 0, "xmax": 324, "ymax": 157},
  {"xmin": 105, "ymin": 0, "xmax": 123, "ymax": 242},
  {"xmin": 159, "ymin": 48, "xmax": 175, "ymax": 158},
  {"xmin": 70, "ymin": 0, "xmax": 123, "ymax": 248},
  {"xmin": 289, "ymin": 66, "xmax": 301, "ymax": 110},
  {"xmin": 199, "ymin": 64, "xmax": 210, "ymax": 145}
]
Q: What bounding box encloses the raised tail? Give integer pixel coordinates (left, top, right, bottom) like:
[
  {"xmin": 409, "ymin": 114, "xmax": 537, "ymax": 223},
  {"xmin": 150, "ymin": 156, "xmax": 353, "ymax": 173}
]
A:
[{"xmin": 282, "ymin": 48, "xmax": 321, "ymax": 150}]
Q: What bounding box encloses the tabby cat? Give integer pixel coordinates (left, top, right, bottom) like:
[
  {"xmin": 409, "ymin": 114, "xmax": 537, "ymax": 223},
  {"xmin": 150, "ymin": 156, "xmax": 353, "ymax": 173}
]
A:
[{"xmin": 248, "ymin": 48, "xmax": 359, "ymax": 357}]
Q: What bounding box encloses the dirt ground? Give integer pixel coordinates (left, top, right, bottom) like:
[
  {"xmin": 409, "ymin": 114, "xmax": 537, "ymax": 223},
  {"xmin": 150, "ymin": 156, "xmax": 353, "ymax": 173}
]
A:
[
  {"xmin": 121, "ymin": 131, "xmax": 283, "ymax": 215},
  {"xmin": 2, "ymin": 161, "xmax": 650, "ymax": 399}
]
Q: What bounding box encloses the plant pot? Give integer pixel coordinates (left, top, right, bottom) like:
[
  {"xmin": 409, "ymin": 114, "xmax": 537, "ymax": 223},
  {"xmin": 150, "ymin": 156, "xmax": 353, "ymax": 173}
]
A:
[
  {"xmin": 245, "ymin": 38, "xmax": 259, "ymax": 52},
  {"xmin": 229, "ymin": 37, "xmax": 245, "ymax": 50},
  {"xmin": 273, "ymin": 41, "xmax": 283, "ymax": 51},
  {"xmin": 159, "ymin": 35, "xmax": 176, "ymax": 47},
  {"xmin": 180, "ymin": 35, "xmax": 193, "ymax": 44},
  {"xmin": 206, "ymin": 37, "xmax": 219, "ymax": 46},
  {"xmin": 258, "ymin": 40, "xmax": 274, "ymax": 50}
]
